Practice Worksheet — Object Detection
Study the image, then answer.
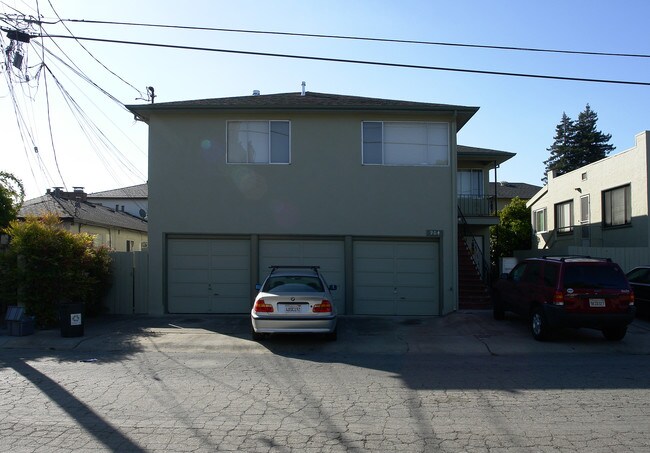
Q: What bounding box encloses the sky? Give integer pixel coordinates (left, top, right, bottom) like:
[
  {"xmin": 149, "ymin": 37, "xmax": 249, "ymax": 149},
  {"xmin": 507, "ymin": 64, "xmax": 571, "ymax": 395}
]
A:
[{"xmin": 1, "ymin": 0, "xmax": 649, "ymax": 200}]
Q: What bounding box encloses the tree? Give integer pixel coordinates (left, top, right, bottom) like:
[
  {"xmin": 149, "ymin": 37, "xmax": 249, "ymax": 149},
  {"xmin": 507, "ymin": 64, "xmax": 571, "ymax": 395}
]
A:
[
  {"xmin": 0, "ymin": 214, "xmax": 112, "ymax": 327},
  {"xmin": 0, "ymin": 171, "xmax": 25, "ymax": 228},
  {"xmin": 573, "ymin": 104, "xmax": 615, "ymax": 168},
  {"xmin": 490, "ymin": 197, "xmax": 532, "ymax": 267},
  {"xmin": 542, "ymin": 105, "xmax": 614, "ymax": 182},
  {"xmin": 542, "ymin": 113, "xmax": 575, "ymax": 183}
]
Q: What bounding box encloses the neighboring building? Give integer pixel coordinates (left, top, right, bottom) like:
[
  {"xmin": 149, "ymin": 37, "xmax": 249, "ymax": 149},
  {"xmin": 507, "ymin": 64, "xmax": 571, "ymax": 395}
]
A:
[
  {"xmin": 527, "ymin": 131, "xmax": 650, "ymax": 251},
  {"xmin": 88, "ymin": 183, "xmax": 148, "ymax": 219},
  {"xmin": 19, "ymin": 187, "xmax": 148, "ymax": 251},
  {"xmin": 127, "ymin": 91, "xmax": 514, "ymax": 316},
  {"xmin": 490, "ymin": 181, "xmax": 542, "ymax": 212}
]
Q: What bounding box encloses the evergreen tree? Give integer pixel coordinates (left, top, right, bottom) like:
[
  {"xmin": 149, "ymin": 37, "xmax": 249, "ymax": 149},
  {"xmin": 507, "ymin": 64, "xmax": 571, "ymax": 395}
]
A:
[
  {"xmin": 573, "ymin": 104, "xmax": 615, "ymax": 168},
  {"xmin": 542, "ymin": 112, "xmax": 575, "ymax": 183},
  {"xmin": 542, "ymin": 105, "xmax": 614, "ymax": 182}
]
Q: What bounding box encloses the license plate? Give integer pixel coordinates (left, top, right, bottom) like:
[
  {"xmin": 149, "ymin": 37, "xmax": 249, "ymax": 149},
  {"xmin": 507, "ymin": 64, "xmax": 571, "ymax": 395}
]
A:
[
  {"xmin": 589, "ymin": 298, "xmax": 606, "ymax": 308},
  {"xmin": 282, "ymin": 304, "xmax": 303, "ymax": 313}
]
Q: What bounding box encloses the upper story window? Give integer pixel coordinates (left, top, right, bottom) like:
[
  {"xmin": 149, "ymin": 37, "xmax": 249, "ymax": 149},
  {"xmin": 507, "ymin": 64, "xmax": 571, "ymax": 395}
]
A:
[
  {"xmin": 555, "ymin": 200, "xmax": 573, "ymax": 234},
  {"xmin": 227, "ymin": 121, "xmax": 290, "ymax": 164},
  {"xmin": 362, "ymin": 121, "xmax": 449, "ymax": 166},
  {"xmin": 603, "ymin": 184, "xmax": 631, "ymax": 227},
  {"xmin": 534, "ymin": 208, "xmax": 547, "ymax": 233},
  {"xmin": 458, "ymin": 169, "xmax": 484, "ymax": 196}
]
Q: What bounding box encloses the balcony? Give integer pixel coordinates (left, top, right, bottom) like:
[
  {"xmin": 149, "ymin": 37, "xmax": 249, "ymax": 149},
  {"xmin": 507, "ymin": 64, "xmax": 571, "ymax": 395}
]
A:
[{"xmin": 457, "ymin": 195, "xmax": 496, "ymax": 217}]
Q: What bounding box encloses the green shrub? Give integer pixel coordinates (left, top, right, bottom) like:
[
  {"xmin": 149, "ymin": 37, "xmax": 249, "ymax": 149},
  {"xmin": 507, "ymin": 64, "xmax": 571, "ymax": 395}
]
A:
[{"xmin": 0, "ymin": 214, "xmax": 112, "ymax": 327}]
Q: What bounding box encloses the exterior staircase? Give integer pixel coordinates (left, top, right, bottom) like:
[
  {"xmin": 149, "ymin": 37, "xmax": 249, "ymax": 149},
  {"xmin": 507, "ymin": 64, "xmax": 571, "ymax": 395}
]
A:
[{"xmin": 458, "ymin": 237, "xmax": 492, "ymax": 309}]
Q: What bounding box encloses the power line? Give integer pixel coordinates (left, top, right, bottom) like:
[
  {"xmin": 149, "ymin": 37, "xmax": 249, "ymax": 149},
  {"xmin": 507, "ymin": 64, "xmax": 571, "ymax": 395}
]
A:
[
  {"xmin": 31, "ymin": 33, "xmax": 650, "ymax": 87},
  {"xmin": 0, "ymin": 20, "xmax": 144, "ymax": 193},
  {"xmin": 32, "ymin": 40, "xmax": 129, "ymax": 110},
  {"xmin": 42, "ymin": 64, "xmax": 67, "ymax": 189},
  {"xmin": 44, "ymin": 1, "xmax": 144, "ymax": 97},
  {"xmin": 44, "ymin": 17, "xmax": 650, "ymax": 60}
]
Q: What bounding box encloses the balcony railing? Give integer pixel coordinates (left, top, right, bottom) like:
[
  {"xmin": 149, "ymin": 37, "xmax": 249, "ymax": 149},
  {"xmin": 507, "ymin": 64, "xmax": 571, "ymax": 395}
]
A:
[{"xmin": 457, "ymin": 195, "xmax": 496, "ymax": 217}]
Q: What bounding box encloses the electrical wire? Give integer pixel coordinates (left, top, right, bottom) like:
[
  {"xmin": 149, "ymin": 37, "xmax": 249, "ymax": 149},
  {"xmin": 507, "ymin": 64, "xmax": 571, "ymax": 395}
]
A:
[
  {"xmin": 45, "ymin": 0, "xmax": 144, "ymax": 98},
  {"xmin": 1, "ymin": 31, "xmax": 41, "ymax": 185},
  {"xmin": 40, "ymin": 17, "xmax": 650, "ymax": 60},
  {"xmin": 32, "ymin": 39, "xmax": 129, "ymax": 110},
  {"xmin": 42, "ymin": 64, "xmax": 67, "ymax": 189},
  {"xmin": 31, "ymin": 34, "xmax": 650, "ymax": 87},
  {"xmin": 34, "ymin": 41, "xmax": 146, "ymax": 157},
  {"xmin": 1, "ymin": 6, "xmax": 145, "ymax": 196},
  {"xmin": 41, "ymin": 64, "xmax": 145, "ymax": 182}
]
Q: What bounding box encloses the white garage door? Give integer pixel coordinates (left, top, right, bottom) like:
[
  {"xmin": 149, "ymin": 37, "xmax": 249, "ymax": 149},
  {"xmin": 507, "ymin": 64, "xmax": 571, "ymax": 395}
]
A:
[
  {"xmin": 259, "ymin": 239, "xmax": 345, "ymax": 313},
  {"xmin": 353, "ymin": 241, "xmax": 439, "ymax": 315},
  {"xmin": 167, "ymin": 238, "xmax": 251, "ymax": 313}
]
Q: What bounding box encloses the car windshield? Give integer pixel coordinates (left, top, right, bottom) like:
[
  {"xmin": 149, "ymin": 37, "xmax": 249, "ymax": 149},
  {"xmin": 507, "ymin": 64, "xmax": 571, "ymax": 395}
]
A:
[
  {"xmin": 563, "ymin": 264, "xmax": 628, "ymax": 289},
  {"xmin": 263, "ymin": 276, "xmax": 324, "ymax": 293}
]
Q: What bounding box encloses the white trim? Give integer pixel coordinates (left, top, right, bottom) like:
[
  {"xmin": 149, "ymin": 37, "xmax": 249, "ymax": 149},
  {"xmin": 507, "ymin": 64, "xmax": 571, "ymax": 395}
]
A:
[{"xmin": 534, "ymin": 207, "xmax": 547, "ymax": 233}]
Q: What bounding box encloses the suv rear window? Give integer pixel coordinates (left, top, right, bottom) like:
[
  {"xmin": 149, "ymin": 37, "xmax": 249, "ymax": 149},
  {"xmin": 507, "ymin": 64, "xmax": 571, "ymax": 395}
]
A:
[{"xmin": 562, "ymin": 264, "xmax": 628, "ymax": 289}]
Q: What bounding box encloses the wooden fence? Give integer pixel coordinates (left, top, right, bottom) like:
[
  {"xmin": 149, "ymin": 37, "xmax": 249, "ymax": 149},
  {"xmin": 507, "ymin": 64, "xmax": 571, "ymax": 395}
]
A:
[{"xmin": 103, "ymin": 251, "xmax": 149, "ymax": 314}]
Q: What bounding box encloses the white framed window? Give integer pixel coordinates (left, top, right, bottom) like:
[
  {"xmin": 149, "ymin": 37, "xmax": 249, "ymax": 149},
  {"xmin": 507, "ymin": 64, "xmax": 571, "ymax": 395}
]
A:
[
  {"xmin": 603, "ymin": 184, "xmax": 631, "ymax": 227},
  {"xmin": 555, "ymin": 200, "xmax": 573, "ymax": 234},
  {"xmin": 362, "ymin": 121, "xmax": 449, "ymax": 166},
  {"xmin": 227, "ymin": 120, "xmax": 290, "ymax": 164},
  {"xmin": 457, "ymin": 169, "xmax": 484, "ymax": 196},
  {"xmin": 534, "ymin": 208, "xmax": 547, "ymax": 233},
  {"xmin": 580, "ymin": 195, "xmax": 590, "ymax": 224}
]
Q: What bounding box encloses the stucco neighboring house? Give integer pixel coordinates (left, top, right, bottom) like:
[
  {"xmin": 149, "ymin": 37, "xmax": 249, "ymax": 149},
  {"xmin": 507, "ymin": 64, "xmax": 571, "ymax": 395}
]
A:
[
  {"xmin": 87, "ymin": 183, "xmax": 148, "ymax": 220},
  {"xmin": 127, "ymin": 90, "xmax": 514, "ymax": 316},
  {"xmin": 490, "ymin": 181, "xmax": 542, "ymax": 212},
  {"xmin": 527, "ymin": 130, "xmax": 650, "ymax": 251},
  {"xmin": 19, "ymin": 187, "xmax": 148, "ymax": 252}
]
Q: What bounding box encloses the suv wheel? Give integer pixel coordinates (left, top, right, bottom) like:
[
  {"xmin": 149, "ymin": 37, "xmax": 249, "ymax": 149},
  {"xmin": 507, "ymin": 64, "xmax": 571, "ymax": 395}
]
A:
[
  {"xmin": 531, "ymin": 306, "xmax": 551, "ymax": 341},
  {"xmin": 492, "ymin": 291, "xmax": 505, "ymax": 320},
  {"xmin": 602, "ymin": 326, "xmax": 627, "ymax": 341}
]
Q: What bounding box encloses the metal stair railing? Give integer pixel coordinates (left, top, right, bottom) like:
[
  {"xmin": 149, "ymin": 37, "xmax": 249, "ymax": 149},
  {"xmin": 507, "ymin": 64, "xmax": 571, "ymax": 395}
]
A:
[{"xmin": 457, "ymin": 206, "xmax": 491, "ymax": 287}]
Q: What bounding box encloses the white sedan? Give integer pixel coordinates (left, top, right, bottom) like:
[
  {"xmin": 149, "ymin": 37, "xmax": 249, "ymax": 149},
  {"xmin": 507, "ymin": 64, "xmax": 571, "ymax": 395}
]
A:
[{"xmin": 251, "ymin": 266, "xmax": 338, "ymax": 341}]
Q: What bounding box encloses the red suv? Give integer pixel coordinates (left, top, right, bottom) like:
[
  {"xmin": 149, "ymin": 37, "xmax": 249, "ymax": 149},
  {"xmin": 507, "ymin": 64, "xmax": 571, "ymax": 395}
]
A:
[{"xmin": 492, "ymin": 256, "xmax": 636, "ymax": 341}]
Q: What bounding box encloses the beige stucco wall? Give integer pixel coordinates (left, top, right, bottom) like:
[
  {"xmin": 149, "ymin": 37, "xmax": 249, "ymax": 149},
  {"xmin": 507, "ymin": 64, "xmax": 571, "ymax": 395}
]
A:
[
  {"xmin": 529, "ymin": 131, "xmax": 650, "ymax": 249},
  {"xmin": 62, "ymin": 222, "xmax": 148, "ymax": 251},
  {"xmin": 146, "ymin": 109, "xmax": 460, "ymax": 315}
]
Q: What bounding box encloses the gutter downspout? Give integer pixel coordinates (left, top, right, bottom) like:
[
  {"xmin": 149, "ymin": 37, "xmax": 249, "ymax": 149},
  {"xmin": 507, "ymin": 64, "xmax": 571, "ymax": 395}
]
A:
[
  {"xmin": 494, "ymin": 160, "xmax": 498, "ymax": 278},
  {"xmin": 449, "ymin": 110, "xmax": 458, "ymax": 316}
]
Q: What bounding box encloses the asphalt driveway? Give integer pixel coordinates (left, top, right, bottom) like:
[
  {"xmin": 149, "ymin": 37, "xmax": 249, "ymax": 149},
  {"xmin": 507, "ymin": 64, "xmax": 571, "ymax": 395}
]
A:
[{"xmin": 2, "ymin": 310, "xmax": 650, "ymax": 356}]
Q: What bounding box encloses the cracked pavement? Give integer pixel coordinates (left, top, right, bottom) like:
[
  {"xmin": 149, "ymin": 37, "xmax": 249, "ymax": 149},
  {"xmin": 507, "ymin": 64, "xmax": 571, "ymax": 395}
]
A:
[{"xmin": 1, "ymin": 311, "xmax": 650, "ymax": 452}]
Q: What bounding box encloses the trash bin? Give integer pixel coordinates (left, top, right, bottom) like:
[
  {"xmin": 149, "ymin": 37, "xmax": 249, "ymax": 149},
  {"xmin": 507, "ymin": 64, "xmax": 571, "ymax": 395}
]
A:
[
  {"xmin": 5, "ymin": 306, "xmax": 35, "ymax": 336},
  {"xmin": 60, "ymin": 303, "xmax": 84, "ymax": 337}
]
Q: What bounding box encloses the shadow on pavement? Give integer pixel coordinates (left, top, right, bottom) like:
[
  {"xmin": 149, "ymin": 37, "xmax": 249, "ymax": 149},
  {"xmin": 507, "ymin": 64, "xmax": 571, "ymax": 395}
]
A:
[{"xmin": 0, "ymin": 356, "xmax": 146, "ymax": 452}]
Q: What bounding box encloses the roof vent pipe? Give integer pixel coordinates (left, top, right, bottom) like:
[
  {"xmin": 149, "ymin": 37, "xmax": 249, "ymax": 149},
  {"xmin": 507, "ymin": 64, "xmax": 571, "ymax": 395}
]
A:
[
  {"xmin": 301, "ymin": 81, "xmax": 306, "ymax": 96},
  {"xmin": 252, "ymin": 90, "xmax": 260, "ymax": 96}
]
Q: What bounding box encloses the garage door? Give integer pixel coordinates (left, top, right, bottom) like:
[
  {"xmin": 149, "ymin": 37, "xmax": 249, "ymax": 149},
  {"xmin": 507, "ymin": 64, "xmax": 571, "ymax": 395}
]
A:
[
  {"xmin": 167, "ymin": 238, "xmax": 250, "ymax": 313},
  {"xmin": 259, "ymin": 239, "xmax": 345, "ymax": 313},
  {"xmin": 353, "ymin": 241, "xmax": 439, "ymax": 315}
]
